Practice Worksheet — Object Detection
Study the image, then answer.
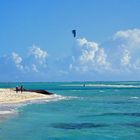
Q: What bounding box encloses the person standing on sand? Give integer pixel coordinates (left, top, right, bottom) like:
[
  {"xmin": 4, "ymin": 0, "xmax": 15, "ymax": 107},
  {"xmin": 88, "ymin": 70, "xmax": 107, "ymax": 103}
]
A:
[
  {"xmin": 20, "ymin": 85, "xmax": 23, "ymax": 93},
  {"xmin": 16, "ymin": 86, "xmax": 19, "ymax": 93}
]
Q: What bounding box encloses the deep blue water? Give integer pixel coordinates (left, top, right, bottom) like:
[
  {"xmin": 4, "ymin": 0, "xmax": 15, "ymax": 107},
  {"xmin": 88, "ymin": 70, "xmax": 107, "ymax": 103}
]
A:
[{"xmin": 0, "ymin": 82, "xmax": 140, "ymax": 140}]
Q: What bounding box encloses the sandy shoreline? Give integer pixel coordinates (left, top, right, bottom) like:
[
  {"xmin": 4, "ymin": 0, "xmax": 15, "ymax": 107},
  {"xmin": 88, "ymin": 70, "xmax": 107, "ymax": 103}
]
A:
[
  {"xmin": 0, "ymin": 88, "xmax": 55, "ymax": 104},
  {"xmin": 0, "ymin": 88, "xmax": 63, "ymax": 121}
]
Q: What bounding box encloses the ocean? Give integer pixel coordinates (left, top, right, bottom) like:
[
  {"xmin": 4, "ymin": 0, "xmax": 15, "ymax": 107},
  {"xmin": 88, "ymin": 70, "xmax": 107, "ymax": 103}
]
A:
[{"xmin": 0, "ymin": 81, "xmax": 140, "ymax": 140}]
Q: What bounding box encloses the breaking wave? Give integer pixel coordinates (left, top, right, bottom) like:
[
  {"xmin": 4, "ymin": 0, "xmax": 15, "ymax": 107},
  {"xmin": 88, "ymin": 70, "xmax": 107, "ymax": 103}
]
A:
[{"xmin": 62, "ymin": 84, "xmax": 140, "ymax": 88}]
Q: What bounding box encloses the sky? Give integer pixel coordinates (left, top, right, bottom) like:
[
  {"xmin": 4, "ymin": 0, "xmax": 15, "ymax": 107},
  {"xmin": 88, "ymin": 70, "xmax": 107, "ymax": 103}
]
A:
[{"xmin": 1, "ymin": 0, "xmax": 140, "ymax": 82}]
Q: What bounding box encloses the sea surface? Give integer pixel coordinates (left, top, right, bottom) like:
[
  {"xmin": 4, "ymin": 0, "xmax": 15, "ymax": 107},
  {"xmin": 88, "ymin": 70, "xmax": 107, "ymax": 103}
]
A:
[{"xmin": 0, "ymin": 81, "xmax": 140, "ymax": 140}]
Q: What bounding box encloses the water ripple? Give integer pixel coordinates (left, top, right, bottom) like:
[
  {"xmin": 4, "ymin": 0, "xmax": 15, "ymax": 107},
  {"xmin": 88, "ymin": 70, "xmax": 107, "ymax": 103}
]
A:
[{"xmin": 51, "ymin": 122, "xmax": 108, "ymax": 129}]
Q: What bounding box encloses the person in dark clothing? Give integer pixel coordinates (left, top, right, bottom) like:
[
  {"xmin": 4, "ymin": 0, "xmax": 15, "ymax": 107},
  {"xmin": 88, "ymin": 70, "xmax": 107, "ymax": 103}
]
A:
[
  {"xmin": 20, "ymin": 85, "xmax": 24, "ymax": 93},
  {"xmin": 16, "ymin": 86, "xmax": 19, "ymax": 93}
]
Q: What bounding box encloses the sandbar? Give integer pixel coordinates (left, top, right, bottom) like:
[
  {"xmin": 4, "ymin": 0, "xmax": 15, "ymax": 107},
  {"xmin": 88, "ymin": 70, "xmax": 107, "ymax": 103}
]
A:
[{"xmin": 0, "ymin": 88, "xmax": 55, "ymax": 104}]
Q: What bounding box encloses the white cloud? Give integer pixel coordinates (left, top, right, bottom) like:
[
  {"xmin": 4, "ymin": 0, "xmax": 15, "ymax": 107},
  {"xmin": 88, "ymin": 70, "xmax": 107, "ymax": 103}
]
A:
[
  {"xmin": 112, "ymin": 28, "xmax": 140, "ymax": 71},
  {"xmin": 11, "ymin": 45, "xmax": 48, "ymax": 73},
  {"xmin": 121, "ymin": 49, "xmax": 131, "ymax": 66},
  {"xmin": 96, "ymin": 48, "xmax": 109, "ymax": 67},
  {"xmin": 114, "ymin": 28, "xmax": 140, "ymax": 46},
  {"xmin": 12, "ymin": 52, "xmax": 22, "ymax": 64},
  {"xmin": 11, "ymin": 45, "xmax": 48, "ymax": 74},
  {"xmin": 30, "ymin": 45, "xmax": 48, "ymax": 64},
  {"xmin": 32, "ymin": 64, "xmax": 38, "ymax": 72},
  {"xmin": 6, "ymin": 28, "xmax": 140, "ymax": 80},
  {"xmin": 12, "ymin": 52, "xmax": 23, "ymax": 70},
  {"xmin": 69, "ymin": 29, "xmax": 140, "ymax": 75},
  {"xmin": 70, "ymin": 38, "xmax": 110, "ymax": 73},
  {"xmin": 77, "ymin": 38, "xmax": 88, "ymax": 46}
]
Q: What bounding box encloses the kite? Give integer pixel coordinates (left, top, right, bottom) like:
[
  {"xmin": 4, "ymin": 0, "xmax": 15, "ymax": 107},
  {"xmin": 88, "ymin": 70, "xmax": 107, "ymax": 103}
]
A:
[{"xmin": 72, "ymin": 30, "xmax": 76, "ymax": 38}]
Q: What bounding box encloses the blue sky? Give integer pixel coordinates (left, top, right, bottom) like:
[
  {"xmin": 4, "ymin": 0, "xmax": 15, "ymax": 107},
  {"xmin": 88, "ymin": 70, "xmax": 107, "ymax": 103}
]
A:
[{"xmin": 1, "ymin": 0, "xmax": 140, "ymax": 81}]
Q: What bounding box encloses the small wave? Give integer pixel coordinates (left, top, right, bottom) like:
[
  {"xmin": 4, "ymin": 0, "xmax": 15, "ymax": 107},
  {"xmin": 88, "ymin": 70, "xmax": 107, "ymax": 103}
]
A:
[
  {"xmin": 26, "ymin": 94, "xmax": 80, "ymax": 104},
  {"xmin": 0, "ymin": 110, "xmax": 17, "ymax": 115},
  {"xmin": 0, "ymin": 104, "xmax": 19, "ymax": 121},
  {"xmin": 0, "ymin": 95, "xmax": 70, "ymax": 113},
  {"xmin": 99, "ymin": 90, "xmax": 104, "ymax": 92},
  {"xmin": 0, "ymin": 94, "xmax": 79, "ymax": 122},
  {"xmin": 130, "ymin": 96, "xmax": 139, "ymax": 99},
  {"xmin": 45, "ymin": 94, "xmax": 79, "ymax": 101},
  {"xmin": 86, "ymin": 84, "xmax": 140, "ymax": 88},
  {"xmin": 61, "ymin": 84, "xmax": 84, "ymax": 87},
  {"xmin": 61, "ymin": 84, "xmax": 140, "ymax": 88}
]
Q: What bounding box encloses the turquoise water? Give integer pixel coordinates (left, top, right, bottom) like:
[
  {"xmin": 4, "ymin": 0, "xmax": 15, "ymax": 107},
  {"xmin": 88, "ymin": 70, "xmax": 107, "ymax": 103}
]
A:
[{"xmin": 0, "ymin": 82, "xmax": 140, "ymax": 140}]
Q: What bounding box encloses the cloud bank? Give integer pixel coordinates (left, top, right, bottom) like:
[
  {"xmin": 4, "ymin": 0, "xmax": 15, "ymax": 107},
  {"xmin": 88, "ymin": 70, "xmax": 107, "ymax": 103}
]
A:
[
  {"xmin": 67, "ymin": 28, "xmax": 140, "ymax": 80},
  {"xmin": 1, "ymin": 28, "xmax": 140, "ymax": 81}
]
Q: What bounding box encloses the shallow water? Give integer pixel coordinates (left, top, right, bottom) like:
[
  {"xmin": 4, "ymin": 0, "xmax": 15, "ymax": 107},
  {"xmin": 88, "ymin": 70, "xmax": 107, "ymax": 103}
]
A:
[{"xmin": 0, "ymin": 82, "xmax": 140, "ymax": 140}]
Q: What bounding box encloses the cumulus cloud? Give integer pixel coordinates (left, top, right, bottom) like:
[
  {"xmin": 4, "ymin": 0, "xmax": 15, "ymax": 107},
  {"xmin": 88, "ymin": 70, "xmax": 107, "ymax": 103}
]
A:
[
  {"xmin": 121, "ymin": 49, "xmax": 131, "ymax": 66},
  {"xmin": 113, "ymin": 28, "xmax": 140, "ymax": 71},
  {"xmin": 78, "ymin": 39, "xmax": 98, "ymax": 64},
  {"xmin": 114, "ymin": 28, "xmax": 140, "ymax": 45},
  {"xmin": 70, "ymin": 38, "xmax": 110, "ymax": 73},
  {"xmin": 11, "ymin": 45, "xmax": 49, "ymax": 74},
  {"xmin": 68, "ymin": 29, "xmax": 140, "ymax": 77},
  {"xmin": 96, "ymin": 48, "xmax": 108, "ymax": 66},
  {"xmin": 30, "ymin": 45, "xmax": 48, "ymax": 64},
  {"xmin": 12, "ymin": 52, "xmax": 23, "ymax": 70},
  {"xmin": 3, "ymin": 28, "xmax": 140, "ymax": 81},
  {"xmin": 32, "ymin": 64, "xmax": 38, "ymax": 72}
]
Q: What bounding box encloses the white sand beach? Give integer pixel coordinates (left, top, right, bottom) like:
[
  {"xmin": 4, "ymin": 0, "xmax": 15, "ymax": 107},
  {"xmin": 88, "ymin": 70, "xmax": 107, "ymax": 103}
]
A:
[{"xmin": 0, "ymin": 88, "xmax": 55, "ymax": 104}]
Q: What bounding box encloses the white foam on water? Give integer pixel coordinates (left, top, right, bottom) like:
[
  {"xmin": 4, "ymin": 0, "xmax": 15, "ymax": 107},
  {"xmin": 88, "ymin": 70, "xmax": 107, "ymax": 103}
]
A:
[
  {"xmin": 0, "ymin": 104, "xmax": 20, "ymax": 122},
  {"xmin": 86, "ymin": 84, "xmax": 140, "ymax": 88},
  {"xmin": 130, "ymin": 96, "xmax": 139, "ymax": 99},
  {"xmin": 61, "ymin": 84, "xmax": 140, "ymax": 88},
  {"xmin": 99, "ymin": 90, "xmax": 104, "ymax": 92},
  {"xmin": 0, "ymin": 109, "xmax": 18, "ymax": 115},
  {"xmin": 0, "ymin": 94, "xmax": 80, "ymax": 122},
  {"xmin": 61, "ymin": 84, "xmax": 84, "ymax": 87},
  {"xmin": 21, "ymin": 94, "xmax": 80, "ymax": 105}
]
